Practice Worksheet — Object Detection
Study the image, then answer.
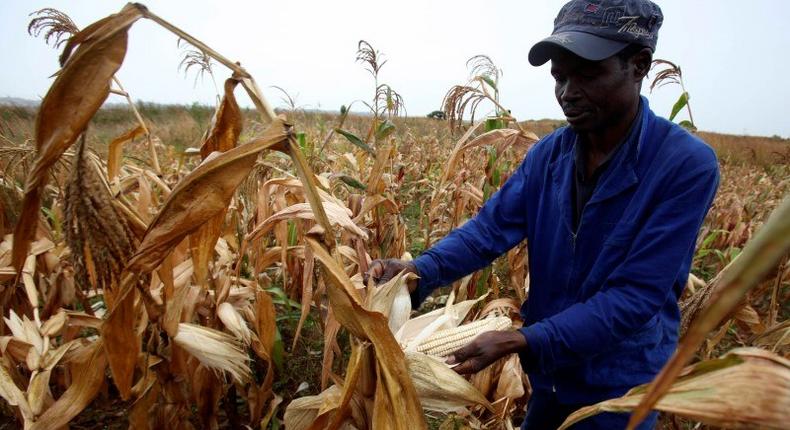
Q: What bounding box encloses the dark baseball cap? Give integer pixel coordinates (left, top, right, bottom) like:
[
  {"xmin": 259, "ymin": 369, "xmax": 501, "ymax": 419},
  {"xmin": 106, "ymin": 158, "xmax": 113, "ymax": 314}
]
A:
[{"xmin": 529, "ymin": 0, "xmax": 663, "ymax": 66}]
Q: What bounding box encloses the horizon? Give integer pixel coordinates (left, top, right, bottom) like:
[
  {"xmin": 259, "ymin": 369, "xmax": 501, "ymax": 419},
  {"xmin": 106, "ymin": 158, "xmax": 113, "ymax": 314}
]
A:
[
  {"xmin": 1, "ymin": 1, "xmax": 789, "ymax": 138},
  {"xmin": 2, "ymin": 95, "xmax": 787, "ymax": 141}
]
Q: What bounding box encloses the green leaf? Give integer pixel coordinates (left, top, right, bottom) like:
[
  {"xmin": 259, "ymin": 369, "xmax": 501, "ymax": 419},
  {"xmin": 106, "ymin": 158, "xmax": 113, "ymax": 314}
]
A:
[
  {"xmin": 334, "ymin": 128, "xmax": 374, "ymax": 155},
  {"xmin": 272, "ymin": 327, "xmax": 284, "ymax": 373},
  {"xmin": 375, "ymin": 119, "xmax": 396, "ymax": 141},
  {"xmin": 485, "ymin": 117, "xmax": 506, "ymax": 132},
  {"xmin": 678, "ymin": 120, "xmax": 697, "ymax": 131},
  {"xmin": 669, "ymin": 91, "xmax": 689, "ymax": 121},
  {"xmin": 480, "ymin": 75, "xmax": 497, "ymax": 91},
  {"xmin": 337, "ymin": 175, "xmax": 367, "ymax": 190}
]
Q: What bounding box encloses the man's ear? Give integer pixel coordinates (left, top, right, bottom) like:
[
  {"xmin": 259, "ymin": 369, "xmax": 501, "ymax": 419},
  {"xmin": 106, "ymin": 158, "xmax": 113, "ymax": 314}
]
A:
[{"xmin": 631, "ymin": 47, "xmax": 653, "ymax": 81}]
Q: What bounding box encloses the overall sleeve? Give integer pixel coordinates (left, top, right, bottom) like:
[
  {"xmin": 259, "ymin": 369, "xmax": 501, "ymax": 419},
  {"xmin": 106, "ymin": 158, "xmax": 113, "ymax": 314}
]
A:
[
  {"xmin": 520, "ymin": 155, "xmax": 719, "ymax": 374},
  {"xmin": 410, "ymin": 152, "xmax": 532, "ymax": 307}
]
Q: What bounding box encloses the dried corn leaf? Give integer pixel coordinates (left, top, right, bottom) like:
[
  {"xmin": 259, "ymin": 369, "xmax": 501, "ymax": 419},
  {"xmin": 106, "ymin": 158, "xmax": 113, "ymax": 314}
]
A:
[
  {"xmin": 248, "ymin": 201, "xmax": 367, "ymax": 242},
  {"xmin": 628, "ymin": 197, "xmax": 790, "ymax": 428},
  {"xmin": 292, "ymin": 246, "xmax": 314, "ymax": 350},
  {"xmin": 28, "ymin": 369, "xmax": 52, "ymax": 416},
  {"xmin": 0, "ymin": 362, "xmax": 32, "ymax": 420},
  {"xmin": 12, "ymin": 4, "xmax": 142, "ymax": 271},
  {"xmin": 30, "ymin": 339, "xmax": 107, "ymax": 430},
  {"xmin": 285, "ymin": 385, "xmax": 345, "ymax": 430},
  {"xmin": 107, "ymin": 125, "xmax": 145, "ymax": 180},
  {"xmin": 101, "ymin": 274, "xmax": 139, "ymax": 399},
  {"xmin": 127, "ymin": 120, "xmax": 290, "ymax": 272},
  {"xmin": 189, "ymin": 77, "xmax": 243, "ymax": 285},
  {"xmin": 306, "ymin": 236, "xmax": 425, "ymax": 430},
  {"xmin": 561, "ymin": 348, "xmax": 790, "ymax": 430},
  {"xmin": 406, "ymin": 352, "xmax": 492, "ymax": 413}
]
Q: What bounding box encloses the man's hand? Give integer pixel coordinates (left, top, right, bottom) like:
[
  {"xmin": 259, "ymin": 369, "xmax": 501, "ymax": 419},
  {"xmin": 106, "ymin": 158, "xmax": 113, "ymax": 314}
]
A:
[
  {"xmin": 363, "ymin": 259, "xmax": 419, "ymax": 291},
  {"xmin": 447, "ymin": 330, "xmax": 528, "ymax": 375}
]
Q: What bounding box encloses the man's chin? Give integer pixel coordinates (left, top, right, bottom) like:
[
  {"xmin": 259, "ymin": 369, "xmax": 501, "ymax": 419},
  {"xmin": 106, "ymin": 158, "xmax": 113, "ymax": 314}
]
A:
[{"xmin": 567, "ymin": 121, "xmax": 592, "ymax": 134}]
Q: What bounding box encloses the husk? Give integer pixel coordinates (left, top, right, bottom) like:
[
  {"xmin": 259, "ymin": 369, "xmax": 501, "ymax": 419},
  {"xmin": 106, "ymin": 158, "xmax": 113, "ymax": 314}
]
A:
[
  {"xmin": 406, "ymin": 352, "xmax": 492, "ymax": 413},
  {"xmin": 172, "ymin": 322, "xmax": 251, "ymax": 383}
]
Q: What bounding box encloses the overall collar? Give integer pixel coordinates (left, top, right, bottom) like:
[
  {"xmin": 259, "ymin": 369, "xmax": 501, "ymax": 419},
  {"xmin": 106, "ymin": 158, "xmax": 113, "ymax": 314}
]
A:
[{"xmin": 550, "ymin": 96, "xmax": 652, "ymax": 230}]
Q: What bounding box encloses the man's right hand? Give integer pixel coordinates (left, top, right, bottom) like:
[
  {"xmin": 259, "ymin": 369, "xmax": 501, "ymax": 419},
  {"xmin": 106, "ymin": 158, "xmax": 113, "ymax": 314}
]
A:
[{"xmin": 363, "ymin": 259, "xmax": 419, "ymax": 292}]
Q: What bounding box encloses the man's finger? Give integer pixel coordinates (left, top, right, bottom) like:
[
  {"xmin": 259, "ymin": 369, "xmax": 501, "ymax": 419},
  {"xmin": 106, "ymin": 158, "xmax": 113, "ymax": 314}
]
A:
[
  {"xmin": 364, "ymin": 260, "xmax": 384, "ymax": 284},
  {"xmin": 450, "ymin": 342, "xmax": 475, "ymax": 363},
  {"xmin": 452, "ymin": 358, "xmax": 479, "ymax": 375}
]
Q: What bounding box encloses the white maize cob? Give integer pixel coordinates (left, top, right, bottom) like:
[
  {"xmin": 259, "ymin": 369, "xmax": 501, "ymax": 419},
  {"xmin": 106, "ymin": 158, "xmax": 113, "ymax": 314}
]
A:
[{"xmin": 416, "ymin": 316, "xmax": 512, "ymax": 357}]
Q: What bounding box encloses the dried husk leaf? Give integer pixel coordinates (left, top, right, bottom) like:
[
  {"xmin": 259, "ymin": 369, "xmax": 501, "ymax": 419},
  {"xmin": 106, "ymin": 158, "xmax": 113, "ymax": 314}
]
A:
[
  {"xmin": 172, "ymin": 322, "xmax": 251, "ymax": 383},
  {"xmin": 406, "ymin": 352, "xmax": 492, "ymax": 413},
  {"xmin": 395, "ymin": 293, "xmax": 486, "ymax": 348},
  {"xmin": 493, "ymin": 354, "xmax": 526, "ymax": 402},
  {"xmin": 126, "ymin": 119, "xmax": 290, "ymax": 273},
  {"xmin": 217, "ymin": 302, "xmax": 251, "ymax": 345},
  {"xmin": 12, "ymin": 4, "xmax": 142, "ymax": 271},
  {"xmin": 561, "ymin": 348, "xmax": 790, "ymax": 430},
  {"xmin": 30, "ymin": 338, "xmax": 107, "ymax": 430},
  {"xmin": 366, "ymin": 271, "xmax": 415, "ymax": 334}
]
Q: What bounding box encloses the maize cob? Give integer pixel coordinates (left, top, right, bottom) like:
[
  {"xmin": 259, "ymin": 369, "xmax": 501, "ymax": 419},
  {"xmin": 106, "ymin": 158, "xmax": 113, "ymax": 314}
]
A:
[{"xmin": 416, "ymin": 316, "xmax": 512, "ymax": 357}]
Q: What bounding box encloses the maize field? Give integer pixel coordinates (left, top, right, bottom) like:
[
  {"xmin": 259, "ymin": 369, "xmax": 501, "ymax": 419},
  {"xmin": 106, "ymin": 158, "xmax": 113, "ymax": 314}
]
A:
[{"xmin": 0, "ymin": 3, "xmax": 788, "ymax": 429}]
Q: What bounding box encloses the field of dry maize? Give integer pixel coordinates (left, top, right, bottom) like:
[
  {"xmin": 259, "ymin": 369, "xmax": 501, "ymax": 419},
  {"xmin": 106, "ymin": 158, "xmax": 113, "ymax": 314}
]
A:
[{"xmin": 0, "ymin": 4, "xmax": 788, "ymax": 430}]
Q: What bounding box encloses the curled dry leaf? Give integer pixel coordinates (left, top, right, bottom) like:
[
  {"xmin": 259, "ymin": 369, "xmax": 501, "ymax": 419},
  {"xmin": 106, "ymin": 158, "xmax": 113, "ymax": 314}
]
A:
[
  {"xmin": 247, "ymin": 201, "xmax": 368, "ymax": 242},
  {"xmin": 560, "ymin": 348, "xmax": 790, "ymax": 430},
  {"xmin": 12, "ymin": 3, "xmax": 143, "ymax": 271},
  {"xmin": 189, "ymin": 77, "xmax": 243, "ymax": 285},
  {"xmin": 107, "ymin": 125, "xmax": 146, "ymax": 180},
  {"xmin": 127, "ymin": 119, "xmax": 291, "ymax": 273}
]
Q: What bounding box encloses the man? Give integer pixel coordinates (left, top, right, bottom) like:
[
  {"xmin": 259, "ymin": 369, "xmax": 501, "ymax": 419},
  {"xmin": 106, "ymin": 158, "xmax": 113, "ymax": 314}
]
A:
[{"xmin": 366, "ymin": 1, "xmax": 719, "ymax": 428}]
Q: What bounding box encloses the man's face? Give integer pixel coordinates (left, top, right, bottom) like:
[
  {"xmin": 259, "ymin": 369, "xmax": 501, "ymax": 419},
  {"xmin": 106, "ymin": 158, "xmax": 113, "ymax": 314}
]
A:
[{"xmin": 551, "ymin": 49, "xmax": 637, "ymax": 134}]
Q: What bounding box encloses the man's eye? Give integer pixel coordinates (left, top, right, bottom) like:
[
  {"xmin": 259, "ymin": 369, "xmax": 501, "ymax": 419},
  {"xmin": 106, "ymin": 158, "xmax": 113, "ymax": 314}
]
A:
[{"xmin": 552, "ymin": 74, "xmax": 565, "ymax": 83}]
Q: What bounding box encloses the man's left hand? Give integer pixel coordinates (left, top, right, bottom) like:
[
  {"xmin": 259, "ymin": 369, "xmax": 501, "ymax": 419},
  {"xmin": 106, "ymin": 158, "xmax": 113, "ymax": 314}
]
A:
[{"xmin": 447, "ymin": 330, "xmax": 528, "ymax": 374}]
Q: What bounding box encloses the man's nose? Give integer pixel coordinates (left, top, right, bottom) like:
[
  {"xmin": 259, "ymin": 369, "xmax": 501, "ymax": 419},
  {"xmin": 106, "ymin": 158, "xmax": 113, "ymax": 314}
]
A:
[{"xmin": 560, "ymin": 79, "xmax": 582, "ymax": 103}]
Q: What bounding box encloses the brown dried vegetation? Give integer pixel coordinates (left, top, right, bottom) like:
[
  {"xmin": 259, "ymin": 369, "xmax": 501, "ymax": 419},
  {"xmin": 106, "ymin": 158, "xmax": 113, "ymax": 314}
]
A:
[{"xmin": 0, "ymin": 4, "xmax": 787, "ymax": 430}]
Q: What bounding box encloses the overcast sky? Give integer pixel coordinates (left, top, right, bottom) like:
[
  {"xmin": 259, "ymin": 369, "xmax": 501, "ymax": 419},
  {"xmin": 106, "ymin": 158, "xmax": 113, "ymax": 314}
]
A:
[{"xmin": 1, "ymin": 1, "xmax": 788, "ymax": 137}]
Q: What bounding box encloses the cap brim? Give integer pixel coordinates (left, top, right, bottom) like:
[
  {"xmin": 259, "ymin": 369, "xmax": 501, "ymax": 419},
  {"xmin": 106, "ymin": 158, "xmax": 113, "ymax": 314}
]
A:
[{"xmin": 528, "ymin": 31, "xmax": 628, "ymax": 66}]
